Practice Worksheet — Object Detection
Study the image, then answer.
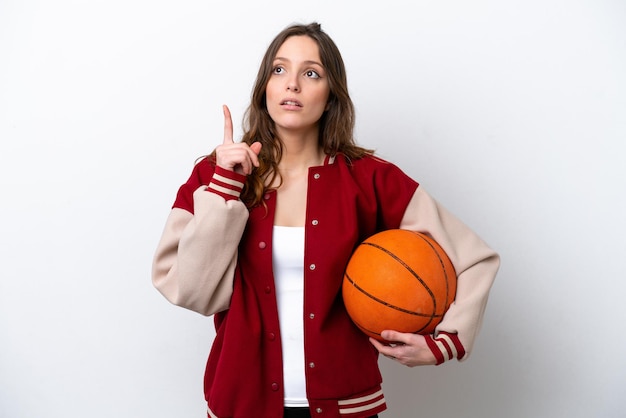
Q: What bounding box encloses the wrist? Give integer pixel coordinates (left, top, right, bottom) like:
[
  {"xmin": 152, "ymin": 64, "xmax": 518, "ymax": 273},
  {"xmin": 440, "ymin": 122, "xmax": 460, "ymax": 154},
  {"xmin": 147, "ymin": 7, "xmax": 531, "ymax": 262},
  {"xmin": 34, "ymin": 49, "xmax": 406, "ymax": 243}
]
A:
[
  {"xmin": 207, "ymin": 165, "xmax": 247, "ymax": 201},
  {"xmin": 424, "ymin": 332, "xmax": 466, "ymax": 365}
]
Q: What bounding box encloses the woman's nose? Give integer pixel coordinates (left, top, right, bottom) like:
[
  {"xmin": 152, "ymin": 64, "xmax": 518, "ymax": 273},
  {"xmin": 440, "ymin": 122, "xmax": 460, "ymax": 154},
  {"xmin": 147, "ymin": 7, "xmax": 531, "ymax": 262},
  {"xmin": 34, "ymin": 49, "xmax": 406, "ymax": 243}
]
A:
[{"xmin": 287, "ymin": 78, "xmax": 300, "ymax": 92}]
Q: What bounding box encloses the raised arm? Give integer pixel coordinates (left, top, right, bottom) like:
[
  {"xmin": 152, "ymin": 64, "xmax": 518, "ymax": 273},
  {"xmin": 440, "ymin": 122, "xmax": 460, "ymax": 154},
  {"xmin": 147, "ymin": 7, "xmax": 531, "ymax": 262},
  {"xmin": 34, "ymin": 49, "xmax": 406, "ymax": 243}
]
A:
[{"xmin": 151, "ymin": 105, "xmax": 262, "ymax": 316}]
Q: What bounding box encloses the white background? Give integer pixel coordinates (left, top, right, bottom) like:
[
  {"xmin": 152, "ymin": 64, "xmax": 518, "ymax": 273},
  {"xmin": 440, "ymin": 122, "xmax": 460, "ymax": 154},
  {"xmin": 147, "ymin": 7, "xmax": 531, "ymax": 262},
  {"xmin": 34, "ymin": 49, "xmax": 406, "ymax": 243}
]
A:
[{"xmin": 1, "ymin": 1, "xmax": 625, "ymax": 417}]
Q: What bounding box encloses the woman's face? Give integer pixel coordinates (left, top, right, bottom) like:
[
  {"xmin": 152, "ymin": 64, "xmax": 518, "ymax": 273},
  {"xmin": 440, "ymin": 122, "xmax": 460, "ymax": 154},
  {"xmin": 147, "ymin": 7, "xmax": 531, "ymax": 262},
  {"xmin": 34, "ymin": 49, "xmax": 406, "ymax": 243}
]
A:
[{"xmin": 265, "ymin": 35, "xmax": 331, "ymax": 138}]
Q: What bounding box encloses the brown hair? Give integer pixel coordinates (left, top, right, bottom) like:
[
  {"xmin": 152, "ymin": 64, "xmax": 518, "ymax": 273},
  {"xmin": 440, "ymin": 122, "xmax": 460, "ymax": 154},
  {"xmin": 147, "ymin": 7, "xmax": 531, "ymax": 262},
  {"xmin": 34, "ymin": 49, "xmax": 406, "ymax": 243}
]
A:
[{"xmin": 227, "ymin": 22, "xmax": 373, "ymax": 208}]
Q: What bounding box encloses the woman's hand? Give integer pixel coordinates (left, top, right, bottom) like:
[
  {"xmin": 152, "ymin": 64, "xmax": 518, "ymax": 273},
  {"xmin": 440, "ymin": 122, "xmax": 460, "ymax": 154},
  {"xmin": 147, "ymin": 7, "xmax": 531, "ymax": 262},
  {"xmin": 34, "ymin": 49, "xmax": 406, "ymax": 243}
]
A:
[
  {"xmin": 369, "ymin": 330, "xmax": 438, "ymax": 367},
  {"xmin": 215, "ymin": 105, "xmax": 262, "ymax": 175}
]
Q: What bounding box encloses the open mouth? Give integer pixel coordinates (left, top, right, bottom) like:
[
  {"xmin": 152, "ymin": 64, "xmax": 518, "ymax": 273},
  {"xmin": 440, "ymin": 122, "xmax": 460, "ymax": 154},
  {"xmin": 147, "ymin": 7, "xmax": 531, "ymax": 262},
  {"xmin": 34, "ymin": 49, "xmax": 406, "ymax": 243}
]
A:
[{"xmin": 281, "ymin": 100, "xmax": 302, "ymax": 107}]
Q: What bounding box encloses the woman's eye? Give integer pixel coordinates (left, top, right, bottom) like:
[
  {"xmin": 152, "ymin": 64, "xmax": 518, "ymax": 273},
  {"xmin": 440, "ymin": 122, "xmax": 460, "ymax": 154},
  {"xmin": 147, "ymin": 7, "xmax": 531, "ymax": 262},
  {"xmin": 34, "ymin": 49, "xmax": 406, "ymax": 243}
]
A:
[
  {"xmin": 273, "ymin": 66, "xmax": 284, "ymax": 74},
  {"xmin": 305, "ymin": 70, "xmax": 320, "ymax": 79}
]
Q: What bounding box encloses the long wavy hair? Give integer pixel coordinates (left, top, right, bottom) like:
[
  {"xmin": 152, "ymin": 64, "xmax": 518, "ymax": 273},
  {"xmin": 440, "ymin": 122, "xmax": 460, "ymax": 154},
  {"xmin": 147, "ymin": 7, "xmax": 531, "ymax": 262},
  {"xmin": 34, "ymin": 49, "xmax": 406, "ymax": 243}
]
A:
[{"xmin": 222, "ymin": 22, "xmax": 373, "ymax": 208}]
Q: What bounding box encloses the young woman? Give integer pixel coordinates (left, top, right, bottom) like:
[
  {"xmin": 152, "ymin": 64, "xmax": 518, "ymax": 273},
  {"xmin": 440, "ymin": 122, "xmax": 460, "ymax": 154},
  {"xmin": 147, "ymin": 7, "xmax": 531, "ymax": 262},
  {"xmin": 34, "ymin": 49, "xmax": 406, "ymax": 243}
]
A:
[{"xmin": 152, "ymin": 22, "xmax": 500, "ymax": 418}]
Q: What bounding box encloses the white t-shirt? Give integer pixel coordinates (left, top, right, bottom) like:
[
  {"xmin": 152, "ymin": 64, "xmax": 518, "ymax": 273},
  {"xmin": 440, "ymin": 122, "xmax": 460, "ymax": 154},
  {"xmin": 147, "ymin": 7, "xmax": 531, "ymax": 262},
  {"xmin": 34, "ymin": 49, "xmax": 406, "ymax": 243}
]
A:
[{"xmin": 272, "ymin": 225, "xmax": 308, "ymax": 407}]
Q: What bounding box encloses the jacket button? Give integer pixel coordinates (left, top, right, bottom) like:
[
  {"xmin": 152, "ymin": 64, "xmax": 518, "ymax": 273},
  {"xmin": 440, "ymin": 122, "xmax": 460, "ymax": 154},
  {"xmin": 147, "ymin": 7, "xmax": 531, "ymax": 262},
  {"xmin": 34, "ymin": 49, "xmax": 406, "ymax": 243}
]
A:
[
  {"xmin": 311, "ymin": 219, "xmax": 319, "ymax": 226},
  {"xmin": 264, "ymin": 193, "xmax": 271, "ymax": 200},
  {"xmin": 313, "ymin": 173, "xmax": 320, "ymax": 180},
  {"xmin": 309, "ymin": 313, "xmax": 315, "ymax": 319},
  {"xmin": 316, "ymin": 407, "xmax": 323, "ymax": 413},
  {"xmin": 258, "ymin": 241, "xmax": 266, "ymax": 249},
  {"xmin": 271, "ymin": 382, "xmax": 279, "ymax": 391},
  {"xmin": 309, "ymin": 362, "xmax": 315, "ymax": 368},
  {"xmin": 268, "ymin": 332, "xmax": 276, "ymax": 341},
  {"xmin": 264, "ymin": 286, "xmax": 271, "ymax": 294},
  {"xmin": 309, "ymin": 264, "xmax": 316, "ymax": 270}
]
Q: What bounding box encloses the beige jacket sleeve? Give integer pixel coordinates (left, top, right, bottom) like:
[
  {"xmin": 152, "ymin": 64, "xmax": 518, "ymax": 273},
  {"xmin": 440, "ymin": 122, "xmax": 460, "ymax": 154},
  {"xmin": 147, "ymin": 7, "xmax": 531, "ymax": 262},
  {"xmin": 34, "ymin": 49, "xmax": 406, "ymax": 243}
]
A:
[
  {"xmin": 151, "ymin": 186, "xmax": 249, "ymax": 316},
  {"xmin": 400, "ymin": 187, "xmax": 500, "ymax": 359}
]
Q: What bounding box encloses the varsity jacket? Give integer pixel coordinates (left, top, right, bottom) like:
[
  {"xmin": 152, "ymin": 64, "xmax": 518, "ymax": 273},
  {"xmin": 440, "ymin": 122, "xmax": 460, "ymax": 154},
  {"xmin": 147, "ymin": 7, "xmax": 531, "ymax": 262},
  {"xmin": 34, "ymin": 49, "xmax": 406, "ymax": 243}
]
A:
[{"xmin": 152, "ymin": 154, "xmax": 500, "ymax": 418}]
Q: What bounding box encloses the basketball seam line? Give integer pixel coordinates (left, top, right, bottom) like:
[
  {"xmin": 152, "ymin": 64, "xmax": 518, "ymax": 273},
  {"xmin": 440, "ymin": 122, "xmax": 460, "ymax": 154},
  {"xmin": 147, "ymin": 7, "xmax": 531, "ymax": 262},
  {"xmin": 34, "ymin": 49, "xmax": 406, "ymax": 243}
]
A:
[
  {"xmin": 344, "ymin": 273, "xmax": 444, "ymax": 319},
  {"xmin": 409, "ymin": 232, "xmax": 454, "ymax": 305},
  {"xmin": 361, "ymin": 241, "xmax": 439, "ymax": 310}
]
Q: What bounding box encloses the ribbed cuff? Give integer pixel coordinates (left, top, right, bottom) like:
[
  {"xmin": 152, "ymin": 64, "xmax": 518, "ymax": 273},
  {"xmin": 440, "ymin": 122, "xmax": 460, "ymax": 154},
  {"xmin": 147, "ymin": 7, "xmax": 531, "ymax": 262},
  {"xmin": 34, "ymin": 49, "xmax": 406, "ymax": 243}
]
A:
[
  {"xmin": 207, "ymin": 166, "xmax": 247, "ymax": 201},
  {"xmin": 425, "ymin": 332, "xmax": 466, "ymax": 365}
]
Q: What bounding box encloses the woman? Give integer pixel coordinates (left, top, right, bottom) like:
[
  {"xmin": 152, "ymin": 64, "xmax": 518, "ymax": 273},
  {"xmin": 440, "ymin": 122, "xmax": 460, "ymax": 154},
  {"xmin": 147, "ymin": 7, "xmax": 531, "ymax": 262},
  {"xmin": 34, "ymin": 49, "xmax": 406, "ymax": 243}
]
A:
[{"xmin": 152, "ymin": 22, "xmax": 500, "ymax": 418}]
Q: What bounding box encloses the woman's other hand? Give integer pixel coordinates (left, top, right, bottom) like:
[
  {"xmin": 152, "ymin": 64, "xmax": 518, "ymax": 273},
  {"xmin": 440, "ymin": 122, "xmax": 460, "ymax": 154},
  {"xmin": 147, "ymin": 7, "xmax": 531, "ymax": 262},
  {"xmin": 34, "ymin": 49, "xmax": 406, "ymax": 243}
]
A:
[{"xmin": 369, "ymin": 330, "xmax": 438, "ymax": 367}]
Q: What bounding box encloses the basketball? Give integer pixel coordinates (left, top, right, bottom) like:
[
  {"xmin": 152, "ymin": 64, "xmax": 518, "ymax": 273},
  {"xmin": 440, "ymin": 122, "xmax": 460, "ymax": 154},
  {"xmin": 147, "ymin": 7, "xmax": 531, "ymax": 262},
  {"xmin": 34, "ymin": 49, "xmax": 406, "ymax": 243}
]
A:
[{"xmin": 342, "ymin": 229, "xmax": 457, "ymax": 341}]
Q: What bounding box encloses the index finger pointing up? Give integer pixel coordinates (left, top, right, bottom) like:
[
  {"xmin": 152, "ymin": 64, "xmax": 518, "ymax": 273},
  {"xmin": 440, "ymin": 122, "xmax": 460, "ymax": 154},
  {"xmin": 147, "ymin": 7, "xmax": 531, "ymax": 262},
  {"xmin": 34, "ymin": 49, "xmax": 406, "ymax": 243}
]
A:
[{"xmin": 222, "ymin": 104, "xmax": 234, "ymax": 144}]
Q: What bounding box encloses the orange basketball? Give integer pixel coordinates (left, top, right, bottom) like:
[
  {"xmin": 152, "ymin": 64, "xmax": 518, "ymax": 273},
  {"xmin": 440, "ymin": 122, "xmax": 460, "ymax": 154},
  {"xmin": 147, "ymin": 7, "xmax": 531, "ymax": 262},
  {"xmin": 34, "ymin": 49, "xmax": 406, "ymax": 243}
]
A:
[{"xmin": 342, "ymin": 229, "xmax": 456, "ymax": 341}]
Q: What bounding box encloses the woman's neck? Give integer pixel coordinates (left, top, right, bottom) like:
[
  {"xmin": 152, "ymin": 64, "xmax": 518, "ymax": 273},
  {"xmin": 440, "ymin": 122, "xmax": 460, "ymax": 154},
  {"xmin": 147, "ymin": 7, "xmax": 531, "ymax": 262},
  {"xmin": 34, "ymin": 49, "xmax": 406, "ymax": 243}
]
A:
[{"xmin": 278, "ymin": 132, "xmax": 325, "ymax": 173}]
